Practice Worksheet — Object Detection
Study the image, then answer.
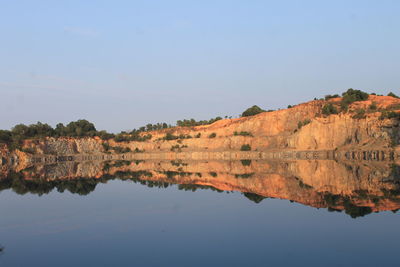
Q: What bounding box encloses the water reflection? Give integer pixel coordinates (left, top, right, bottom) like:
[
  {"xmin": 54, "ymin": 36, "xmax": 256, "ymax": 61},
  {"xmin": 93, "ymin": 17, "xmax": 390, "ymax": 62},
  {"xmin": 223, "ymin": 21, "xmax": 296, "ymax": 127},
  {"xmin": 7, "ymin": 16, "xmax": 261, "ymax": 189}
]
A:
[{"xmin": 1, "ymin": 159, "xmax": 400, "ymax": 218}]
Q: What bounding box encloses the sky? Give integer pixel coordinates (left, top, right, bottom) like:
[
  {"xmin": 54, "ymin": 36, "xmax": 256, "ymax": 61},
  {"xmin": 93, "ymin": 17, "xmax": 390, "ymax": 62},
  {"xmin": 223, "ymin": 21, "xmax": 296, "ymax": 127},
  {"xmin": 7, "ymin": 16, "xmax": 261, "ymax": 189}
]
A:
[{"xmin": 0, "ymin": 0, "xmax": 399, "ymax": 132}]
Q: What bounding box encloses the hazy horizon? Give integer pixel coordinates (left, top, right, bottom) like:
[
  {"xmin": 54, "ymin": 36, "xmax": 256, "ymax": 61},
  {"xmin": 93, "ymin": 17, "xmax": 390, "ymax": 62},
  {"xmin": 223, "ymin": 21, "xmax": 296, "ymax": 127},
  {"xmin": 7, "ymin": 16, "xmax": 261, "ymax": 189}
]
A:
[{"xmin": 1, "ymin": 0, "xmax": 399, "ymax": 132}]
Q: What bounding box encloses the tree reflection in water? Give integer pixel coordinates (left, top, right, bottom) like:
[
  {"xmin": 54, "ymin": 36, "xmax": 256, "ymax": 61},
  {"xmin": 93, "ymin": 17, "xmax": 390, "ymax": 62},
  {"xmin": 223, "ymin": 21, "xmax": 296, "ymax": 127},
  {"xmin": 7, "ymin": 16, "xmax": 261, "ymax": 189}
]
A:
[{"xmin": 0, "ymin": 159, "xmax": 399, "ymax": 218}]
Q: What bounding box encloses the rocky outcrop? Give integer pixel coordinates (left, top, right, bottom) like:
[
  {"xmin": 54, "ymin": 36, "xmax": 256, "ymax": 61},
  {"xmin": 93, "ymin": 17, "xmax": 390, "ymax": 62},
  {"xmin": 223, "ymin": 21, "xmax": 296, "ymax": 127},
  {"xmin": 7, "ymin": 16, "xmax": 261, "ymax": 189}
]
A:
[
  {"xmin": 1, "ymin": 95, "xmax": 399, "ymax": 162},
  {"xmin": 22, "ymin": 137, "xmax": 103, "ymax": 155},
  {"xmin": 105, "ymin": 95, "xmax": 398, "ymax": 154}
]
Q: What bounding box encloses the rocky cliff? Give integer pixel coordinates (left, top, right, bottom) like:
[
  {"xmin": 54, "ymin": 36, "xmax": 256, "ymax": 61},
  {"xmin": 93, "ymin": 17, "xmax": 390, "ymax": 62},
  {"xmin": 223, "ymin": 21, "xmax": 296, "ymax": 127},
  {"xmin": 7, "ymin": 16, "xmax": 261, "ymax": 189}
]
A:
[{"xmin": 1, "ymin": 94, "xmax": 399, "ymax": 163}]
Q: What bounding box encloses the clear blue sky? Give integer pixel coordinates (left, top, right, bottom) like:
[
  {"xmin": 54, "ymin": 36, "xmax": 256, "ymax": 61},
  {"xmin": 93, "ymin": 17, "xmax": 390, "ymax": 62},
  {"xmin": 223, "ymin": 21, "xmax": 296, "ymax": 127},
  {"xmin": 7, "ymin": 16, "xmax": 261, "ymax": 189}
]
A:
[{"xmin": 0, "ymin": 0, "xmax": 399, "ymax": 132}]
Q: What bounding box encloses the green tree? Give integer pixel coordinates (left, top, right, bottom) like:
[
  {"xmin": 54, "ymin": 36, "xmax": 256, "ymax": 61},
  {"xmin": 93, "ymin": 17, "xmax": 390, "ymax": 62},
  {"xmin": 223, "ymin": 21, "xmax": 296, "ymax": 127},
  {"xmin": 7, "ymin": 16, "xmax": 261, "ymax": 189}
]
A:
[
  {"xmin": 341, "ymin": 88, "xmax": 369, "ymax": 104},
  {"xmin": 325, "ymin": 94, "xmax": 339, "ymax": 100},
  {"xmin": 241, "ymin": 105, "xmax": 266, "ymax": 117},
  {"xmin": 0, "ymin": 130, "xmax": 12, "ymax": 143},
  {"xmin": 388, "ymin": 92, "xmax": 399, "ymax": 98}
]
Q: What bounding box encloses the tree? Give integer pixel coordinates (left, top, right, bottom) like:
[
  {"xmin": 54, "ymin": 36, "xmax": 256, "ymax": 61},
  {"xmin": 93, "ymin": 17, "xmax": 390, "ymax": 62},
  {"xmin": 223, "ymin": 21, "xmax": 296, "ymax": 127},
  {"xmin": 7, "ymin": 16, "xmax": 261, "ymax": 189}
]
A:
[
  {"xmin": 0, "ymin": 130, "xmax": 12, "ymax": 143},
  {"xmin": 341, "ymin": 88, "xmax": 369, "ymax": 104},
  {"xmin": 388, "ymin": 92, "xmax": 399, "ymax": 98},
  {"xmin": 325, "ymin": 94, "xmax": 340, "ymax": 100},
  {"xmin": 241, "ymin": 105, "xmax": 266, "ymax": 117},
  {"xmin": 243, "ymin": 192, "xmax": 266, "ymax": 203},
  {"xmin": 64, "ymin": 120, "xmax": 97, "ymax": 137}
]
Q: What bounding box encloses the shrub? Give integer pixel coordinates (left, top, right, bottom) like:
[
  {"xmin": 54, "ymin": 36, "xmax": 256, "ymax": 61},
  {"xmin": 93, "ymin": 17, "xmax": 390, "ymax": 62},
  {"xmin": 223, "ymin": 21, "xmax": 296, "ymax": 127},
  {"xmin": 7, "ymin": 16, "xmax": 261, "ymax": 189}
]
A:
[
  {"xmin": 241, "ymin": 105, "xmax": 265, "ymax": 117},
  {"xmin": 126, "ymin": 133, "xmax": 152, "ymax": 142},
  {"xmin": 352, "ymin": 108, "xmax": 366, "ymax": 119},
  {"xmin": 176, "ymin": 117, "xmax": 222, "ymax": 127},
  {"xmin": 388, "ymin": 104, "xmax": 400, "ymax": 110},
  {"xmin": 369, "ymin": 103, "xmax": 377, "ymax": 111},
  {"xmin": 102, "ymin": 143, "xmax": 111, "ymax": 152},
  {"xmin": 233, "ymin": 131, "xmax": 253, "ymax": 137},
  {"xmin": 208, "ymin": 133, "xmax": 217, "ymax": 138},
  {"xmin": 388, "ymin": 92, "xmax": 399, "ymax": 98},
  {"xmin": 324, "ymin": 94, "xmax": 339, "ymax": 100},
  {"xmin": 97, "ymin": 130, "xmax": 115, "ymax": 140},
  {"xmin": 322, "ymin": 103, "xmax": 338, "ymax": 115},
  {"xmin": 341, "ymin": 88, "xmax": 369, "ymax": 106},
  {"xmin": 241, "ymin": 160, "xmax": 252, "ymax": 166},
  {"xmin": 178, "ymin": 134, "xmax": 192, "ymax": 139},
  {"xmin": 114, "ymin": 134, "xmax": 130, "ymax": 142},
  {"xmin": 298, "ymin": 119, "xmax": 311, "ymax": 129},
  {"xmin": 112, "ymin": 146, "xmax": 131, "ymax": 153},
  {"xmin": 340, "ymin": 102, "xmax": 349, "ymax": 112},
  {"xmin": 240, "ymin": 144, "xmax": 251, "ymax": 151},
  {"xmin": 164, "ymin": 132, "xmax": 179, "ymax": 140},
  {"xmin": 235, "ymin": 173, "xmax": 254, "ymax": 178},
  {"xmin": 195, "ymin": 133, "xmax": 201, "ymax": 138},
  {"xmin": 209, "ymin": 172, "xmax": 218, "ymax": 177},
  {"xmin": 0, "ymin": 130, "xmax": 12, "ymax": 143},
  {"xmin": 380, "ymin": 111, "xmax": 400, "ymax": 120},
  {"xmin": 170, "ymin": 144, "xmax": 188, "ymax": 152}
]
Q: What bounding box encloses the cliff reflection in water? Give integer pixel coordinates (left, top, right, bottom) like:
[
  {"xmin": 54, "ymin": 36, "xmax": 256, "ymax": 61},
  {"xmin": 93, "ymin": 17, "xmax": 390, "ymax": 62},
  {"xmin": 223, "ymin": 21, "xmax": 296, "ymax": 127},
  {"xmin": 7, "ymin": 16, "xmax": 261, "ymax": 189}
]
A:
[{"xmin": 1, "ymin": 159, "xmax": 400, "ymax": 218}]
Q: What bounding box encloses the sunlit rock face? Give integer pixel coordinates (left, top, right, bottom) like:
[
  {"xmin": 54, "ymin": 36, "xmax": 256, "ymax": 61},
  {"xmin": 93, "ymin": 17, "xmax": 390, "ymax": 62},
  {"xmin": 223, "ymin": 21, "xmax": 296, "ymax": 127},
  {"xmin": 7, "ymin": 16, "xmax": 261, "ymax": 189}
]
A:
[
  {"xmin": 1, "ymin": 95, "xmax": 399, "ymax": 163},
  {"xmin": 1, "ymin": 159, "xmax": 399, "ymax": 218}
]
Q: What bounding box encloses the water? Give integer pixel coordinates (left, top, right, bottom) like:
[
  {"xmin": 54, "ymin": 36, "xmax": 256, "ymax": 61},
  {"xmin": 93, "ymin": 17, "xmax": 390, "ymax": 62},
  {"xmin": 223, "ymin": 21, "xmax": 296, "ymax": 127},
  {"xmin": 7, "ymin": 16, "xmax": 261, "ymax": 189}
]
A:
[{"xmin": 0, "ymin": 159, "xmax": 399, "ymax": 266}]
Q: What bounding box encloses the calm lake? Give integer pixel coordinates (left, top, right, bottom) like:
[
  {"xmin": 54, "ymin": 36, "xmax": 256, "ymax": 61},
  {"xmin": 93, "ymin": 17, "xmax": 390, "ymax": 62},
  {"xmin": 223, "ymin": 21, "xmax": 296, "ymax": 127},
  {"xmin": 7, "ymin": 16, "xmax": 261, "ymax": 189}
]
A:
[{"xmin": 0, "ymin": 159, "xmax": 399, "ymax": 267}]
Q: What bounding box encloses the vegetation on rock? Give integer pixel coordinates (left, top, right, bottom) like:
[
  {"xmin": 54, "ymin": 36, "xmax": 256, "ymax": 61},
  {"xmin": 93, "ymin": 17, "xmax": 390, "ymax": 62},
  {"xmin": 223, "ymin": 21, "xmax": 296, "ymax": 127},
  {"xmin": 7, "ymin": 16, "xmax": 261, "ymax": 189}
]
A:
[
  {"xmin": 234, "ymin": 131, "xmax": 253, "ymax": 137},
  {"xmin": 297, "ymin": 119, "xmax": 311, "ymax": 129},
  {"xmin": 241, "ymin": 105, "xmax": 265, "ymax": 117},
  {"xmin": 240, "ymin": 144, "xmax": 251, "ymax": 151},
  {"xmin": 177, "ymin": 117, "xmax": 222, "ymax": 127},
  {"xmin": 388, "ymin": 92, "xmax": 399, "ymax": 98},
  {"xmin": 208, "ymin": 133, "xmax": 217, "ymax": 138},
  {"xmin": 322, "ymin": 103, "xmax": 338, "ymax": 115}
]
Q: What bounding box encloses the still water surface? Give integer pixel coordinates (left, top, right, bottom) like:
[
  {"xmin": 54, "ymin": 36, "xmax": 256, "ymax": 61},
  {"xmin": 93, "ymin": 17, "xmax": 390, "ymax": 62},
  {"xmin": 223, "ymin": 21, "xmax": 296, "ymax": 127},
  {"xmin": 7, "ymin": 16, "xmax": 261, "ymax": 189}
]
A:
[{"xmin": 0, "ymin": 159, "xmax": 399, "ymax": 266}]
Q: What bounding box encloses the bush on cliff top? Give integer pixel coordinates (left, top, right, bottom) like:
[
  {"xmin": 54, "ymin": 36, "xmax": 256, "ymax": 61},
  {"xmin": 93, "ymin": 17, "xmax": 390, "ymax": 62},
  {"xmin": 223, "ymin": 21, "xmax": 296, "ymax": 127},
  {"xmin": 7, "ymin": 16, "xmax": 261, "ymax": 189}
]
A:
[
  {"xmin": 388, "ymin": 92, "xmax": 399, "ymax": 98},
  {"xmin": 341, "ymin": 88, "xmax": 369, "ymax": 105},
  {"xmin": 177, "ymin": 117, "xmax": 222, "ymax": 127},
  {"xmin": 60, "ymin": 121, "xmax": 97, "ymax": 140},
  {"xmin": 241, "ymin": 105, "xmax": 265, "ymax": 117},
  {"xmin": 0, "ymin": 130, "xmax": 12, "ymax": 143},
  {"xmin": 324, "ymin": 94, "xmax": 339, "ymax": 100},
  {"xmin": 322, "ymin": 103, "xmax": 338, "ymax": 115}
]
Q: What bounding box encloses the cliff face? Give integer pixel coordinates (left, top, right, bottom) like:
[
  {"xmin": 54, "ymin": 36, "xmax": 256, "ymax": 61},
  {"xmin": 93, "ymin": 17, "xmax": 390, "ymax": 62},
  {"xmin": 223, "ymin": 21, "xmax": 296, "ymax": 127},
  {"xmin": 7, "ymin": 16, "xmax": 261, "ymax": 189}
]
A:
[
  {"xmin": 1, "ymin": 95, "xmax": 399, "ymax": 160},
  {"xmin": 107, "ymin": 95, "xmax": 399, "ymax": 153},
  {"xmin": 289, "ymin": 113, "xmax": 394, "ymax": 150},
  {"xmin": 22, "ymin": 137, "xmax": 104, "ymax": 155}
]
